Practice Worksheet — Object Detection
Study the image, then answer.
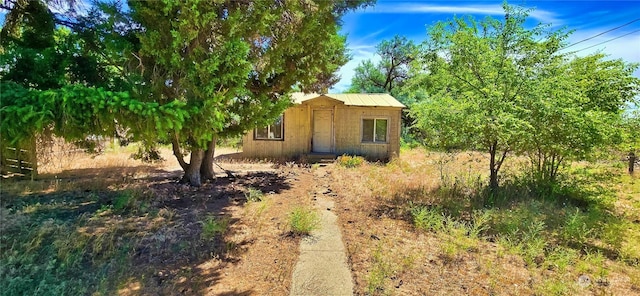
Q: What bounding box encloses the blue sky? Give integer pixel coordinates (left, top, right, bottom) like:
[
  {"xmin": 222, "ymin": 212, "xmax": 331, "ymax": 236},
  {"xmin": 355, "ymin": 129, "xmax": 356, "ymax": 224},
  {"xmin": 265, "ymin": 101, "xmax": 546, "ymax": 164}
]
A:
[
  {"xmin": 1, "ymin": 1, "xmax": 638, "ymax": 94},
  {"xmin": 332, "ymin": 0, "xmax": 640, "ymax": 92}
]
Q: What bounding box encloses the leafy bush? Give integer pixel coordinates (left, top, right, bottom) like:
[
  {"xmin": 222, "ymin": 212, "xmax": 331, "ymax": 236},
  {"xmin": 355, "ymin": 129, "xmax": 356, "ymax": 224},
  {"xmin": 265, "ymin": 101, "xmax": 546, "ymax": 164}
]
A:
[
  {"xmin": 288, "ymin": 207, "xmax": 320, "ymax": 235},
  {"xmin": 336, "ymin": 154, "xmax": 365, "ymax": 168}
]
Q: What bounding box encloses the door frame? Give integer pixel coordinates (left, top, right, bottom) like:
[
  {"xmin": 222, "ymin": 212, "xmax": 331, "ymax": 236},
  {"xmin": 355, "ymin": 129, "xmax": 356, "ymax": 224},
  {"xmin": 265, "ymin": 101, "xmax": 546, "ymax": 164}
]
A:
[{"xmin": 311, "ymin": 109, "xmax": 334, "ymax": 153}]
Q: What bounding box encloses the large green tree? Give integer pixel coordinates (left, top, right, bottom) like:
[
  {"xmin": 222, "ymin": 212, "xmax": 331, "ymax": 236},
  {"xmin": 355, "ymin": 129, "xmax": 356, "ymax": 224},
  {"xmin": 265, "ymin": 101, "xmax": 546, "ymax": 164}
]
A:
[
  {"xmin": 347, "ymin": 35, "xmax": 417, "ymax": 95},
  {"xmin": 411, "ymin": 4, "xmax": 567, "ymax": 190},
  {"xmin": 2, "ymin": 0, "xmax": 373, "ymax": 186},
  {"xmin": 522, "ymin": 53, "xmax": 639, "ymax": 182},
  {"xmin": 409, "ymin": 3, "xmax": 638, "ymax": 190},
  {"xmin": 114, "ymin": 0, "xmax": 373, "ymax": 186}
]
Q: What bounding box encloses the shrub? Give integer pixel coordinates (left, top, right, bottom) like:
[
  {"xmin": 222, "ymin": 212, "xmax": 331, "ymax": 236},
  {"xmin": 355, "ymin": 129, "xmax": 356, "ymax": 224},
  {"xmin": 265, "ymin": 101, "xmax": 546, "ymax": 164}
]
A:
[
  {"xmin": 288, "ymin": 207, "xmax": 320, "ymax": 235},
  {"xmin": 336, "ymin": 154, "xmax": 365, "ymax": 168}
]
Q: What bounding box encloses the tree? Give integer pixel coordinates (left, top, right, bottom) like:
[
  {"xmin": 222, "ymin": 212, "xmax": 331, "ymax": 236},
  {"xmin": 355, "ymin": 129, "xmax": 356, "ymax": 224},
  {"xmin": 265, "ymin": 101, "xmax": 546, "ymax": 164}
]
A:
[
  {"xmin": 0, "ymin": 0, "xmax": 130, "ymax": 150},
  {"xmin": 621, "ymin": 110, "xmax": 640, "ymax": 174},
  {"xmin": 410, "ymin": 3, "xmax": 639, "ymax": 191},
  {"xmin": 410, "ymin": 4, "xmax": 568, "ymax": 191},
  {"xmin": 2, "ymin": 0, "xmax": 373, "ymax": 186},
  {"xmin": 347, "ymin": 35, "xmax": 417, "ymax": 94},
  {"xmin": 0, "ymin": 1, "xmax": 181, "ymax": 172},
  {"xmin": 123, "ymin": 0, "xmax": 372, "ymax": 186},
  {"xmin": 522, "ymin": 53, "xmax": 639, "ymax": 182}
]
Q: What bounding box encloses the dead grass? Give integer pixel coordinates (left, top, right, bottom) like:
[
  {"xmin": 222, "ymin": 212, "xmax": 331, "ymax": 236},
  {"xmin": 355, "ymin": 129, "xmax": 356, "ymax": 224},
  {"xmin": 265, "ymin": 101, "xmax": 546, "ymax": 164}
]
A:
[
  {"xmin": 0, "ymin": 145, "xmax": 314, "ymax": 295},
  {"xmin": 329, "ymin": 148, "xmax": 640, "ymax": 295},
  {"xmin": 3, "ymin": 144, "xmax": 638, "ymax": 295}
]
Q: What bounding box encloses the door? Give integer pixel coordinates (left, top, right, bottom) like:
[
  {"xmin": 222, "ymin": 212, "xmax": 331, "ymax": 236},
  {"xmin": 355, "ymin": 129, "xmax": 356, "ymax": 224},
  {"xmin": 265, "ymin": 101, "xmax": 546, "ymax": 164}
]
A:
[{"xmin": 312, "ymin": 110, "xmax": 332, "ymax": 153}]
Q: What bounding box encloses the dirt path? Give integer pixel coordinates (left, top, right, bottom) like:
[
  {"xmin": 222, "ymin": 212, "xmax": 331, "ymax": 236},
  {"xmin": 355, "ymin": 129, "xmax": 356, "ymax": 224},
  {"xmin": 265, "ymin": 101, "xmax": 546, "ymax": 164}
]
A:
[{"xmin": 290, "ymin": 166, "xmax": 354, "ymax": 296}]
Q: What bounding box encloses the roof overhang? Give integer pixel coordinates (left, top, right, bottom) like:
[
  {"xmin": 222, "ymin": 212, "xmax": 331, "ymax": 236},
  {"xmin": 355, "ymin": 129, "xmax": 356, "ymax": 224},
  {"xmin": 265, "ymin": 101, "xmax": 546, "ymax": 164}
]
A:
[{"xmin": 291, "ymin": 92, "xmax": 405, "ymax": 108}]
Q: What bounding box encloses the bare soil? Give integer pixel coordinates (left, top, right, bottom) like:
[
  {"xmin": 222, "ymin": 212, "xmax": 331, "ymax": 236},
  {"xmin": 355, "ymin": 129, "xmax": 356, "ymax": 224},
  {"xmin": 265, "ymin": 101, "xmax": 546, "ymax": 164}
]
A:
[
  {"xmin": 1, "ymin": 146, "xmax": 318, "ymax": 295},
  {"xmin": 3, "ymin": 146, "xmax": 639, "ymax": 295}
]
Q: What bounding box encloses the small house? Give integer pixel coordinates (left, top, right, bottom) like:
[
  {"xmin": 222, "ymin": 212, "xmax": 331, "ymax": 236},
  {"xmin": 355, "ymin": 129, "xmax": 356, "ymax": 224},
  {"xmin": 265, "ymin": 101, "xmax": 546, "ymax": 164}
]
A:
[{"xmin": 242, "ymin": 93, "xmax": 405, "ymax": 161}]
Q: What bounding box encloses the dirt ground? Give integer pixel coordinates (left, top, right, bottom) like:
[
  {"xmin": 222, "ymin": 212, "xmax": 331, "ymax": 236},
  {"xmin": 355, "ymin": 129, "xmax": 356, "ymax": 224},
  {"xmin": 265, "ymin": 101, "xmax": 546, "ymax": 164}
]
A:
[
  {"xmin": 3, "ymin": 145, "xmax": 639, "ymax": 295},
  {"xmin": 1, "ymin": 146, "xmax": 320, "ymax": 295},
  {"xmin": 122, "ymin": 149, "xmax": 321, "ymax": 295}
]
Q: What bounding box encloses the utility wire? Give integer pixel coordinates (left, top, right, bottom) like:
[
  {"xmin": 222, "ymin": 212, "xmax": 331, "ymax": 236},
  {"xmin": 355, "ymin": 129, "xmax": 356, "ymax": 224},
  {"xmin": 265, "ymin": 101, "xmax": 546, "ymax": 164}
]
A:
[
  {"xmin": 563, "ymin": 18, "xmax": 640, "ymax": 49},
  {"xmin": 571, "ymin": 29, "xmax": 640, "ymax": 53}
]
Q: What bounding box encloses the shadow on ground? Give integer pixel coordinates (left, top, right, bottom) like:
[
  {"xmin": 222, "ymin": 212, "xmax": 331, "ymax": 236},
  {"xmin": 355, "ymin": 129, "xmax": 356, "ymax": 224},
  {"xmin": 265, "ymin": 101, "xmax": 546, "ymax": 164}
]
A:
[{"xmin": 0, "ymin": 165, "xmax": 292, "ymax": 295}]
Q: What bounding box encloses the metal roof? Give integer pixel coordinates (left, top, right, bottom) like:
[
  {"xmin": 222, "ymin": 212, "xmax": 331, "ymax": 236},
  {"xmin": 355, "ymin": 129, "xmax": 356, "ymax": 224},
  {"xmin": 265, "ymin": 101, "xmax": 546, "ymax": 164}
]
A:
[{"xmin": 291, "ymin": 93, "xmax": 405, "ymax": 108}]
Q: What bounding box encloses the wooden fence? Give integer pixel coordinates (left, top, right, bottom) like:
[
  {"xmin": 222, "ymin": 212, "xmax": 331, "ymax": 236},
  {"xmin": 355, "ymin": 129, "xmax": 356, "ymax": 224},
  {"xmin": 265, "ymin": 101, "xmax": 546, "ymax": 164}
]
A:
[{"xmin": 0, "ymin": 140, "xmax": 37, "ymax": 179}]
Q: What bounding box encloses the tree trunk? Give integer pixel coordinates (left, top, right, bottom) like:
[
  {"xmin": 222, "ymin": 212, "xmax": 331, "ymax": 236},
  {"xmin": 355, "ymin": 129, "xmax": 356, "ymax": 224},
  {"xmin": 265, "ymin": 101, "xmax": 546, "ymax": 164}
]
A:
[
  {"xmin": 181, "ymin": 149, "xmax": 204, "ymax": 187},
  {"xmin": 489, "ymin": 144, "xmax": 499, "ymax": 192},
  {"xmin": 630, "ymin": 151, "xmax": 636, "ymax": 175},
  {"xmin": 200, "ymin": 138, "xmax": 216, "ymax": 182}
]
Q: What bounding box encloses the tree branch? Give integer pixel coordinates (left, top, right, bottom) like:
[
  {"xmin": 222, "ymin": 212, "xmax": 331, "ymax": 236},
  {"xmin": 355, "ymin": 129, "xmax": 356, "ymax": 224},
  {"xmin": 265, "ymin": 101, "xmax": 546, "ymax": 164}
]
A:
[
  {"xmin": 494, "ymin": 146, "xmax": 509, "ymax": 173},
  {"xmin": 171, "ymin": 133, "xmax": 188, "ymax": 170},
  {"xmin": 451, "ymin": 71, "xmax": 488, "ymax": 98}
]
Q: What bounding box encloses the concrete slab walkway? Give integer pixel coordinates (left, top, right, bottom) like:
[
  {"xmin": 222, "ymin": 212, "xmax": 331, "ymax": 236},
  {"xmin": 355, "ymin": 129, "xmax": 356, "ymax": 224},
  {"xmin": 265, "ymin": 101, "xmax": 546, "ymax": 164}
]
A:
[{"xmin": 290, "ymin": 174, "xmax": 353, "ymax": 295}]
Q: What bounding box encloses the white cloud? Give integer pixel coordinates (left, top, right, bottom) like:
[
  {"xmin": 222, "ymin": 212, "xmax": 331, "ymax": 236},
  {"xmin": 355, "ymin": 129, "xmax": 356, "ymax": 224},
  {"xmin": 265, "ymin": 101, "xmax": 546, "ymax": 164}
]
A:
[
  {"xmin": 333, "ymin": 28, "xmax": 640, "ymax": 94},
  {"xmin": 362, "ymin": 3, "xmax": 560, "ymax": 24}
]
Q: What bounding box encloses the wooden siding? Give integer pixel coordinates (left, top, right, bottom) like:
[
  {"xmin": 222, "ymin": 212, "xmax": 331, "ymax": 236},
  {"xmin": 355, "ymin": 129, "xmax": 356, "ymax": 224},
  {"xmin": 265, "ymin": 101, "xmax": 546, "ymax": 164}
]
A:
[
  {"xmin": 242, "ymin": 105, "xmax": 310, "ymax": 159},
  {"xmin": 333, "ymin": 106, "xmax": 401, "ymax": 160},
  {"xmin": 242, "ymin": 97, "xmax": 402, "ymax": 160}
]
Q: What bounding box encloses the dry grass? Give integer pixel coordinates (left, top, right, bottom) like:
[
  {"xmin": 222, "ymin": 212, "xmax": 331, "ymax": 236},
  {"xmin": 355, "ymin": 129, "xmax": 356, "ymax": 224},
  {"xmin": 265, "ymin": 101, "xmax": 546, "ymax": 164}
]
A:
[
  {"xmin": 0, "ymin": 144, "xmax": 313, "ymax": 296},
  {"xmin": 329, "ymin": 148, "xmax": 640, "ymax": 295},
  {"xmin": 3, "ymin": 142, "xmax": 638, "ymax": 295}
]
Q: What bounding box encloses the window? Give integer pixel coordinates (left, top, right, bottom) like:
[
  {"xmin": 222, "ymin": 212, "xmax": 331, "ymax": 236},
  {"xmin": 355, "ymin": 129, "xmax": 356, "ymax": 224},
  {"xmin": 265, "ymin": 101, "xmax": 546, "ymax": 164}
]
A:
[
  {"xmin": 362, "ymin": 118, "xmax": 387, "ymax": 143},
  {"xmin": 255, "ymin": 115, "xmax": 284, "ymax": 140}
]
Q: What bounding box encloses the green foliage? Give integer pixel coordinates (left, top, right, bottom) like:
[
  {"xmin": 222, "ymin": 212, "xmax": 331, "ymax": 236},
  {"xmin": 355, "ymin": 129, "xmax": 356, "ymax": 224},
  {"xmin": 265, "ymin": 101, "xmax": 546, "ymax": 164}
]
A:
[
  {"xmin": 522, "ymin": 54, "xmax": 639, "ymax": 182},
  {"xmin": 410, "ymin": 204, "xmax": 444, "ymax": 232},
  {"xmin": 0, "ymin": 81, "xmax": 189, "ymax": 147},
  {"xmin": 245, "ymin": 187, "xmax": 264, "ymax": 203},
  {"xmin": 336, "ymin": 154, "xmax": 366, "ymax": 168},
  {"xmin": 347, "ymin": 35, "xmax": 418, "ymax": 95},
  {"xmin": 408, "ymin": 3, "xmax": 639, "ymax": 188},
  {"xmin": 200, "ymin": 215, "xmax": 230, "ymax": 241},
  {"xmin": 288, "ymin": 207, "xmax": 320, "ymax": 235}
]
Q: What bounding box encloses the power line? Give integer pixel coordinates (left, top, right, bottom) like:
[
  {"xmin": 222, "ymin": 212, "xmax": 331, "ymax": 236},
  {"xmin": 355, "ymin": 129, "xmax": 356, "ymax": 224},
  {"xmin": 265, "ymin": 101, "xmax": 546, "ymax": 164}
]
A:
[
  {"xmin": 571, "ymin": 29, "xmax": 640, "ymax": 53},
  {"xmin": 563, "ymin": 18, "xmax": 640, "ymax": 49}
]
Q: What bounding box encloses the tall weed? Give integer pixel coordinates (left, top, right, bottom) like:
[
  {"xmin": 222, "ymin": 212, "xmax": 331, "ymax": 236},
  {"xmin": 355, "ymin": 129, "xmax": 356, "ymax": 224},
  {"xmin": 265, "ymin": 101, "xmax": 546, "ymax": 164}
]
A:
[
  {"xmin": 336, "ymin": 154, "xmax": 365, "ymax": 168},
  {"xmin": 410, "ymin": 204, "xmax": 444, "ymax": 232},
  {"xmin": 288, "ymin": 207, "xmax": 320, "ymax": 235},
  {"xmin": 561, "ymin": 208, "xmax": 594, "ymax": 246},
  {"xmin": 244, "ymin": 187, "xmax": 264, "ymax": 202}
]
